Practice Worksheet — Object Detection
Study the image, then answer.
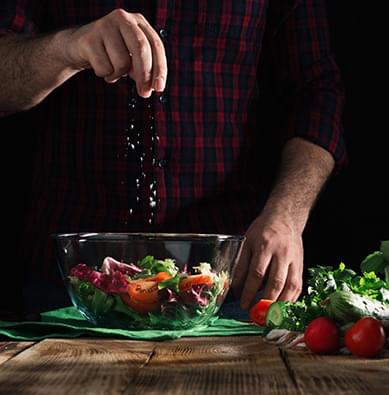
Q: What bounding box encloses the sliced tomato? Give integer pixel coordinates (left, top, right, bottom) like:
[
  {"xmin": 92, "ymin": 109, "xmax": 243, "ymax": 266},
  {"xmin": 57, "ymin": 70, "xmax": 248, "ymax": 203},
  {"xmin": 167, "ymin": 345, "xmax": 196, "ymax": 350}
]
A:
[
  {"xmin": 128, "ymin": 280, "xmax": 159, "ymax": 304},
  {"xmin": 145, "ymin": 272, "xmax": 172, "ymax": 283},
  {"xmin": 179, "ymin": 274, "xmax": 214, "ymax": 291},
  {"xmin": 120, "ymin": 293, "xmax": 159, "ymax": 315},
  {"xmin": 249, "ymin": 299, "xmax": 273, "ymax": 326}
]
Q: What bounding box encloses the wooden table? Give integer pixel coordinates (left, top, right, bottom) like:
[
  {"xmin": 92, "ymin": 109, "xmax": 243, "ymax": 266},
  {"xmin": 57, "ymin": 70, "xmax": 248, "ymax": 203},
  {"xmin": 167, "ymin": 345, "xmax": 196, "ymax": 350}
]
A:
[{"xmin": 0, "ymin": 336, "xmax": 388, "ymax": 394}]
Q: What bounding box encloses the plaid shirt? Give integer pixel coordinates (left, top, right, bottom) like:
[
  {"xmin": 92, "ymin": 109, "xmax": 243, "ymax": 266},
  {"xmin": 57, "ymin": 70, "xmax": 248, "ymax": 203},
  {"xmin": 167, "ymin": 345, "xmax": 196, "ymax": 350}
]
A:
[{"xmin": 0, "ymin": 0, "xmax": 346, "ymax": 282}]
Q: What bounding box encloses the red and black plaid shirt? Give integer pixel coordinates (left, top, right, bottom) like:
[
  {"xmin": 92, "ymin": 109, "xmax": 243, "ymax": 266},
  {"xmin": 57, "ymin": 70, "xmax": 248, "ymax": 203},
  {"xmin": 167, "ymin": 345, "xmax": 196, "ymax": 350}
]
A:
[{"xmin": 0, "ymin": 0, "xmax": 346, "ymax": 281}]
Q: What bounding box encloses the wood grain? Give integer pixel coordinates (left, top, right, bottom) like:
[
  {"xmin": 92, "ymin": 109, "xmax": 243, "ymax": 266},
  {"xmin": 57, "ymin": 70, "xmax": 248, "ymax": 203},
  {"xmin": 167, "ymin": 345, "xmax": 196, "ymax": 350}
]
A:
[
  {"xmin": 0, "ymin": 337, "xmax": 388, "ymax": 395},
  {"xmin": 126, "ymin": 336, "xmax": 299, "ymax": 395},
  {"xmin": 0, "ymin": 342, "xmax": 34, "ymax": 365},
  {"xmin": 283, "ymin": 347, "xmax": 389, "ymax": 395},
  {"xmin": 0, "ymin": 339, "xmax": 155, "ymax": 395}
]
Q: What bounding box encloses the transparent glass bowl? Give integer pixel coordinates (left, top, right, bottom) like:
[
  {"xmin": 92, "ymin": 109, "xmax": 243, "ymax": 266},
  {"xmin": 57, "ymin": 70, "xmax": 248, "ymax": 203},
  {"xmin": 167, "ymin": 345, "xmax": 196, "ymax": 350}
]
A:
[{"xmin": 53, "ymin": 233, "xmax": 245, "ymax": 330}]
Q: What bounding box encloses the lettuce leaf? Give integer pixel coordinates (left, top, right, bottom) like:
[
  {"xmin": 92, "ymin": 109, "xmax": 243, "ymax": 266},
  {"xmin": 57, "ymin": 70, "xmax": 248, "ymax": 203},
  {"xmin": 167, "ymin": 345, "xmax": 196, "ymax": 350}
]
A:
[
  {"xmin": 70, "ymin": 277, "xmax": 114, "ymax": 315},
  {"xmin": 360, "ymin": 241, "xmax": 389, "ymax": 284},
  {"xmin": 134, "ymin": 255, "xmax": 179, "ymax": 277}
]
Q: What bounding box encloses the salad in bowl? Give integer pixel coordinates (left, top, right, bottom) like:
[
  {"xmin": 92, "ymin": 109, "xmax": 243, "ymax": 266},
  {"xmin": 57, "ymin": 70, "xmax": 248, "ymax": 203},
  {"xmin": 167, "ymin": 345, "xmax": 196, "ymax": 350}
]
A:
[{"xmin": 53, "ymin": 233, "xmax": 244, "ymax": 329}]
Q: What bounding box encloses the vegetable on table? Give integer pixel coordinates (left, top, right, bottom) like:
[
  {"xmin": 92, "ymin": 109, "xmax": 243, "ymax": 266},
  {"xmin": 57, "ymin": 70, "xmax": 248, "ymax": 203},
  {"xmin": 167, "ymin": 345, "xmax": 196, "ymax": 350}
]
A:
[
  {"xmin": 344, "ymin": 317, "xmax": 386, "ymax": 358},
  {"xmin": 304, "ymin": 317, "xmax": 340, "ymax": 354},
  {"xmin": 250, "ymin": 299, "xmax": 273, "ymax": 326},
  {"xmin": 325, "ymin": 291, "xmax": 389, "ymax": 325},
  {"xmin": 265, "ymin": 300, "xmax": 320, "ymax": 332}
]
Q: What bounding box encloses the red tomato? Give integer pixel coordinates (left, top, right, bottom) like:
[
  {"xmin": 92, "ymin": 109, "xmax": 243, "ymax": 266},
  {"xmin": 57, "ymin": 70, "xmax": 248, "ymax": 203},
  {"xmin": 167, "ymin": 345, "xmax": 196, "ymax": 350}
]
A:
[
  {"xmin": 179, "ymin": 274, "xmax": 214, "ymax": 291},
  {"xmin": 145, "ymin": 272, "xmax": 172, "ymax": 283},
  {"xmin": 249, "ymin": 299, "xmax": 273, "ymax": 326},
  {"xmin": 344, "ymin": 317, "xmax": 386, "ymax": 358},
  {"xmin": 120, "ymin": 293, "xmax": 159, "ymax": 315},
  {"xmin": 304, "ymin": 317, "xmax": 340, "ymax": 354},
  {"xmin": 128, "ymin": 280, "xmax": 159, "ymax": 304}
]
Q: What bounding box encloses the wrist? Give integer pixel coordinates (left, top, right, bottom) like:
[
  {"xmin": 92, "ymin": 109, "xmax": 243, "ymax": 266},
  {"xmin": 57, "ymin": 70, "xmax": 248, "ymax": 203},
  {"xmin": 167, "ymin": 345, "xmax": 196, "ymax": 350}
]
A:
[
  {"xmin": 52, "ymin": 28, "xmax": 86, "ymax": 72},
  {"xmin": 261, "ymin": 198, "xmax": 309, "ymax": 235}
]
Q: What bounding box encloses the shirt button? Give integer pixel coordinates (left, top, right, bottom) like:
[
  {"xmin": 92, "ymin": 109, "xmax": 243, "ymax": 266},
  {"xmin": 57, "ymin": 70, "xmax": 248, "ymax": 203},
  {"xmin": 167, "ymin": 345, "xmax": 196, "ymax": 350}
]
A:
[
  {"xmin": 159, "ymin": 94, "xmax": 168, "ymax": 104},
  {"xmin": 157, "ymin": 159, "xmax": 167, "ymax": 168},
  {"xmin": 159, "ymin": 28, "xmax": 168, "ymax": 39}
]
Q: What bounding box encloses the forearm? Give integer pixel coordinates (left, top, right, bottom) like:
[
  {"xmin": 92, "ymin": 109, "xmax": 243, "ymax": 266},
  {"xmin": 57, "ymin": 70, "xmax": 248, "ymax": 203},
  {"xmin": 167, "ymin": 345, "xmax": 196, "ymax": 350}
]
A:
[
  {"xmin": 262, "ymin": 137, "xmax": 335, "ymax": 232},
  {"xmin": 0, "ymin": 30, "xmax": 79, "ymax": 112}
]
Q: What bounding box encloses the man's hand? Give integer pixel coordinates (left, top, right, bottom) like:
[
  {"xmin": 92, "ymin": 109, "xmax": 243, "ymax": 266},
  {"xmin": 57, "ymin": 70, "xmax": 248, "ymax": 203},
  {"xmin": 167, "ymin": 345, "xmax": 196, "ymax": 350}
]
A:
[
  {"xmin": 63, "ymin": 9, "xmax": 167, "ymax": 97},
  {"xmin": 231, "ymin": 138, "xmax": 335, "ymax": 311},
  {"xmin": 231, "ymin": 212, "xmax": 304, "ymax": 310}
]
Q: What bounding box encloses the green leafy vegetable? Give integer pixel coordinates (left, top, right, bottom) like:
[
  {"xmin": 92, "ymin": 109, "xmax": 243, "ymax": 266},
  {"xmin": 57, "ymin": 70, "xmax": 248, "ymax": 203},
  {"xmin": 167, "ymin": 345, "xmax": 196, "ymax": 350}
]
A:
[
  {"xmin": 361, "ymin": 241, "xmax": 389, "ymax": 284},
  {"xmin": 158, "ymin": 274, "xmax": 181, "ymax": 292},
  {"xmin": 134, "ymin": 255, "xmax": 178, "ymax": 277},
  {"xmin": 70, "ymin": 277, "xmax": 114, "ymax": 315},
  {"xmin": 306, "ymin": 261, "xmax": 389, "ymax": 305}
]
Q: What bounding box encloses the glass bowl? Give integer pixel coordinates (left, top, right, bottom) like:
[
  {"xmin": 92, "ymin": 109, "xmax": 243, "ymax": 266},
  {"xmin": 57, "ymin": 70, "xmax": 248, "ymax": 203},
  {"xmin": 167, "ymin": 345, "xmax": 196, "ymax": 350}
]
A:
[{"xmin": 53, "ymin": 233, "xmax": 245, "ymax": 330}]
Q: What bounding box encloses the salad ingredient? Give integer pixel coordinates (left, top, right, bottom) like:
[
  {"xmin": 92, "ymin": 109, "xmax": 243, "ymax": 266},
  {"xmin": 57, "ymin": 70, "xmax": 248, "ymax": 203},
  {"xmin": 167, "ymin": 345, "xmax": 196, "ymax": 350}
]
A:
[
  {"xmin": 127, "ymin": 280, "xmax": 159, "ymax": 304},
  {"xmin": 69, "ymin": 255, "xmax": 228, "ymax": 329},
  {"xmin": 250, "ymin": 299, "xmax": 273, "ymax": 326},
  {"xmin": 70, "ymin": 278, "xmax": 115, "ymax": 315},
  {"xmin": 265, "ymin": 329, "xmax": 305, "ymax": 348},
  {"xmin": 135, "ymin": 255, "xmax": 178, "ymax": 277},
  {"xmin": 70, "ymin": 263, "xmax": 129, "ymax": 294},
  {"xmin": 179, "ymin": 274, "xmax": 214, "ymax": 291},
  {"xmin": 266, "ymin": 302, "xmax": 288, "ymax": 328},
  {"xmin": 179, "ymin": 284, "xmax": 209, "ymax": 306},
  {"xmin": 344, "ymin": 317, "xmax": 386, "ymax": 357},
  {"xmin": 306, "ymin": 262, "xmax": 389, "ymax": 305},
  {"xmin": 304, "ymin": 317, "xmax": 340, "ymax": 354},
  {"xmin": 265, "ymin": 301, "xmax": 320, "ymax": 331},
  {"xmin": 326, "ymin": 291, "xmax": 389, "ymax": 325},
  {"xmin": 146, "ymin": 272, "xmax": 172, "ymax": 283},
  {"xmin": 101, "ymin": 256, "xmax": 142, "ymax": 276},
  {"xmin": 361, "ymin": 241, "xmax": 389, "ymax": 283},
  {"xmin": 120, "ymin": 293, "xmax": 159, "ymax": 315}
]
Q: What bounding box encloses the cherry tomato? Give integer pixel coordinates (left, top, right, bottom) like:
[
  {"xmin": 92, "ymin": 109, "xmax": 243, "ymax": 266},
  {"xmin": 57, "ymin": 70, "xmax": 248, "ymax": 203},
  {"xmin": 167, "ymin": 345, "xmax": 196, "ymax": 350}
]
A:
[
  {"xmin": 249, "ymin": 299, "xmax": 273, "ymax": 326},
  {"xmin": 304, "ymin": 317, "xmax": 340, "ymax": 354},
  {"xmin": 179, "ymin": 274, "xmax": 214, "ymax": 291},
  {"xmin": 344, "ymin": 317, "xmax": 386, "ymax": 358}
]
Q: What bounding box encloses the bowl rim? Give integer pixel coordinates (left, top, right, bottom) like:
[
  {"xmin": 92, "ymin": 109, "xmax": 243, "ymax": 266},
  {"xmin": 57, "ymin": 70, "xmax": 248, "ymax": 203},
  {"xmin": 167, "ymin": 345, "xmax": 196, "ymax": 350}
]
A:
[{"xmin": 51, "ymin": 232, "xmax": 245, "ymax": 242}]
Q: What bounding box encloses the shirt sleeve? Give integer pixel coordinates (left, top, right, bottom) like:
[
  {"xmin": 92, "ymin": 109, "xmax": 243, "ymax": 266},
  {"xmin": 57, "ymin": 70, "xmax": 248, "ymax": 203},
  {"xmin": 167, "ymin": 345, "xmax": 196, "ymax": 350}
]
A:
[{"xmin": 267, "ymin": 0, "xmax": 347, "ymax": 171}]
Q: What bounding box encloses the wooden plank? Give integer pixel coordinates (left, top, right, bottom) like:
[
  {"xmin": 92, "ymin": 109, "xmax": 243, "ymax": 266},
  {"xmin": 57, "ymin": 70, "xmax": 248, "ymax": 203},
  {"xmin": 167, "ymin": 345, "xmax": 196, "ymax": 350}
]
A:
[
  {"xmin": 0, "ymin": 338, "xmax": 156, "ymax": 395},
  {"xmin": 126, "ymin": 336, "xmax": 299, "ymax": 395},
  {"xmin": 0, "ymin": 342, "xmax": 35, "ymax": 365},
  {"xmin": 283, "ymin": 347, "xmax": 389, "ymax": 395}
]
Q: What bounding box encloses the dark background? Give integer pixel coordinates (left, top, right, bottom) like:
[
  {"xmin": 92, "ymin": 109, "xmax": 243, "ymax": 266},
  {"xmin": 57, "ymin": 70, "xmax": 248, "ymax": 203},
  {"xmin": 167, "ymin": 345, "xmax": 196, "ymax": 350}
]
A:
[
  {"xmin": 0, "ymin": 1, "xmax": 388, "ymax": 314},
  {"xmin": 303, "ymin": 1, "xmax": 388, "ymax": 270}
]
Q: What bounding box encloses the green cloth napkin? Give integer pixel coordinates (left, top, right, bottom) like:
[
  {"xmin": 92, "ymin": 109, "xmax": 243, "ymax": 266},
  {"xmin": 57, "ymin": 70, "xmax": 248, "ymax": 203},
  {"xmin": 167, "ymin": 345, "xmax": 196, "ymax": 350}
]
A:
[{"xmin": 0, "ymin": 307, "xmax": 264, "ymax": 341}]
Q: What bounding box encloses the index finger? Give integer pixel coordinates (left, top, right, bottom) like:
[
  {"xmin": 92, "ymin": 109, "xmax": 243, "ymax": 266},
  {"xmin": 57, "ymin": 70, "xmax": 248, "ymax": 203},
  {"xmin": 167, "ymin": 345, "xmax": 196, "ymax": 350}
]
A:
[{"xmin": 240, "ymin": 249, "xmax": 272, "ymax": 310}]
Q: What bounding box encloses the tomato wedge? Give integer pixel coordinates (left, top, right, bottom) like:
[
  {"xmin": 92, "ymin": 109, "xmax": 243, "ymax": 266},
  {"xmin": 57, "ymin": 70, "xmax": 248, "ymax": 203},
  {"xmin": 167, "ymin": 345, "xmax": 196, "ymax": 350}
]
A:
[
  {"xmin": 128, "ymin": 279, "xmax": 159, "ymax": 304},
  {"xmin": 120, "ymin": 293, "xmax": 159, "ymax": 315},
  {"xmin": 179, "ymin": 274, "xmax": 214, "ymax": 291},
  {"xmin": 249, "ymin": 299, "xmax": 273, "ymax": 326},
  {"xmin": 145, "ymin": 272, "xmax": 172, "ymax": 283}
]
